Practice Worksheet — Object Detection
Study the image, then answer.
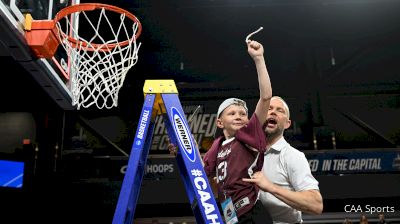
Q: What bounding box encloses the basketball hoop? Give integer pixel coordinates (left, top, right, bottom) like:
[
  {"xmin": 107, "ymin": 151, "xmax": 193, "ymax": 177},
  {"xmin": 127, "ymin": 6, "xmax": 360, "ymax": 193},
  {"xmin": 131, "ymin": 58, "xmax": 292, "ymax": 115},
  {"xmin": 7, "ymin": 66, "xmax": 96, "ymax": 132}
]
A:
[{"xmin": 24, "ymin": 3, "xmax": 142, "ymax": 109}]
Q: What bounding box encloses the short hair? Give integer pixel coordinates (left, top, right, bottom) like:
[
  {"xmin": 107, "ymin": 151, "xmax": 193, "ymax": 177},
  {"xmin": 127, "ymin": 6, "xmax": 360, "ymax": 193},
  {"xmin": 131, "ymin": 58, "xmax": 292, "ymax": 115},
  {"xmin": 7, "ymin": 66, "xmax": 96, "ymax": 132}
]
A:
[{"xmin": 271, "ymin": 96, "xmax": 290, "ymax": 119}]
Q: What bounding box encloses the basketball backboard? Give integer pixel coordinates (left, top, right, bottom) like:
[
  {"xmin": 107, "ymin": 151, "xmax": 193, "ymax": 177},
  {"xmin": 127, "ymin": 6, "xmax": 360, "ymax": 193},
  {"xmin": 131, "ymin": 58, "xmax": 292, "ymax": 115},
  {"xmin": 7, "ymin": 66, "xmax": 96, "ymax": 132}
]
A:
[
  {"xmin": 1, "ymin": 0, "xmax": 142, "ymax": 110},
  {"xmin": 0, "ymin": 0, "xmax": 79, "ymax": 110}
]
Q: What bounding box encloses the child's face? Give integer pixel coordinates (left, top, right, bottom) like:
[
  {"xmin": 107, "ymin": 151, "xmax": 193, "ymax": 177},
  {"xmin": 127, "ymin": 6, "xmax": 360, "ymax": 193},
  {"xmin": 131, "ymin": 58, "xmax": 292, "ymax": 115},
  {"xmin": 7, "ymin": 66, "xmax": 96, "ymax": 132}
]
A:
[{"xmin": 217, "ymin": 104, "xmax": 249, "ymax": 138}]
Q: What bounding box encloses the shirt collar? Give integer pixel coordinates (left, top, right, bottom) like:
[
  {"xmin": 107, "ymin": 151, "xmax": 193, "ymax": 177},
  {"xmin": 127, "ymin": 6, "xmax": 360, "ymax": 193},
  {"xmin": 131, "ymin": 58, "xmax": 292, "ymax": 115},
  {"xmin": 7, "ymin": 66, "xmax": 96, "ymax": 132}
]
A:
[
  {"xmin": 269, "ymin": 136, "xmax": 287, "ymax": 152},
  {"xmin": 222, "ymin": 137, "xmax": 235, "ymax": 146}
]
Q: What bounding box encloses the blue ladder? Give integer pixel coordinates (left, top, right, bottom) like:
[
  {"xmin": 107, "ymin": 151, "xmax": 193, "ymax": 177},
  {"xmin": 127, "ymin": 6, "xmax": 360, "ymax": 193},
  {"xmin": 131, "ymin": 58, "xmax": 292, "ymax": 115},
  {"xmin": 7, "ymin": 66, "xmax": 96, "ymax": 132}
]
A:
[{"xmin": 112, "ymin": 80, "xmax": 223, "ymax": 224}]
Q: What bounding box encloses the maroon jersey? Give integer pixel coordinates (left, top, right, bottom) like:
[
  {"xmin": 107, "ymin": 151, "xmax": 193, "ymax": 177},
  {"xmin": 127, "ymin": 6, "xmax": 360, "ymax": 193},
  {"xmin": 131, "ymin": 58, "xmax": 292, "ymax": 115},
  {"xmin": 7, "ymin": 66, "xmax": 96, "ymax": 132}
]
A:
[{"xmin": 203, "ymin": 113, "xmax": 267, "ymax": 217}]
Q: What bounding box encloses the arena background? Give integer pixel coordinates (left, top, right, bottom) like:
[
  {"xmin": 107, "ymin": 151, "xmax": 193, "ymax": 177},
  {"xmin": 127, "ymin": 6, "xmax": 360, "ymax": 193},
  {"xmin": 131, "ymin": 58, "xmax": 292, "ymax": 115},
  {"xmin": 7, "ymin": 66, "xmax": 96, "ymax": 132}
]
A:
[{"xmin": 1, "ymin": 0, "xmax": 400, "ymax": 223}]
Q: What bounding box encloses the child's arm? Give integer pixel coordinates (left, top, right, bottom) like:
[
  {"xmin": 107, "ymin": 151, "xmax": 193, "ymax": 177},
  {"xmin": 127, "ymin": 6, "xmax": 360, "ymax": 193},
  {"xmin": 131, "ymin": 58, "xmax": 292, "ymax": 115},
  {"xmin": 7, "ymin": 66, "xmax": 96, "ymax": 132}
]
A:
[{"xmin": 247, "ymin": 40, "xmax": 272, "ymax": 125}]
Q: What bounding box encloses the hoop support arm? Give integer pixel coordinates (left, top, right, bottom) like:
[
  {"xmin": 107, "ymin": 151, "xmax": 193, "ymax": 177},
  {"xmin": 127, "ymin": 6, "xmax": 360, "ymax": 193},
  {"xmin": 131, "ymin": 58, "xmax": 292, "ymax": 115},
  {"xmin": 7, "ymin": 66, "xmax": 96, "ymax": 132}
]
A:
[{"xmin": 24, "ymin": 14, "xmax": 59, "ymax": 58}]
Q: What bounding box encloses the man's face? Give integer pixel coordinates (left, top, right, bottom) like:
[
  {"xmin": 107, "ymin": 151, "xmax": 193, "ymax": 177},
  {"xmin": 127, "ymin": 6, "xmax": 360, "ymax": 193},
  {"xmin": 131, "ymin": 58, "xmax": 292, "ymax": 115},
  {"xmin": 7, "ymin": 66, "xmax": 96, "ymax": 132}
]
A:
[{"xmin": 265, "ymin": 98, "xmax": 291, "ymax": 137}]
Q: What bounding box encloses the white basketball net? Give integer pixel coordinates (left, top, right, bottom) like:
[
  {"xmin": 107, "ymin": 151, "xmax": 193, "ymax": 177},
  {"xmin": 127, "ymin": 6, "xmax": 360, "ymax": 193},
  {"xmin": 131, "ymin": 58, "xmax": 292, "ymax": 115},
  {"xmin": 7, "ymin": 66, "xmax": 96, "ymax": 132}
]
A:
[{"xmin": 55, "ymin": 7, "xmax": 141, "ymax": 109}]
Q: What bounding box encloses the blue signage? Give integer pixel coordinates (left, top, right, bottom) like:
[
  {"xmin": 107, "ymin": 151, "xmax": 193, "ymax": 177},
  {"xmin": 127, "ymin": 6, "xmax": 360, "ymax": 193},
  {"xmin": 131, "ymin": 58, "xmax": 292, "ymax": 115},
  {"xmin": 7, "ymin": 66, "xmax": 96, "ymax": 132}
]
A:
[
  {"xmin": 305, "ymin": 150, "xmax": 400, "ymax": 174},
  {"xmin": 0, "ymin": 160, "xmax": 24, "ymax": 188}
]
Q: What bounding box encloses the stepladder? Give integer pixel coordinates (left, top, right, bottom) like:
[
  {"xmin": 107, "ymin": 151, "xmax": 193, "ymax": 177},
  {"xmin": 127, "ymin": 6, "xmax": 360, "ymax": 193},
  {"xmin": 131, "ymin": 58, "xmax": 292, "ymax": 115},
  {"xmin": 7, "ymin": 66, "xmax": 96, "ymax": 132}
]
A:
[{"xmin": 112, "ymin": 80, "xmax": 224, "ymax": 224}]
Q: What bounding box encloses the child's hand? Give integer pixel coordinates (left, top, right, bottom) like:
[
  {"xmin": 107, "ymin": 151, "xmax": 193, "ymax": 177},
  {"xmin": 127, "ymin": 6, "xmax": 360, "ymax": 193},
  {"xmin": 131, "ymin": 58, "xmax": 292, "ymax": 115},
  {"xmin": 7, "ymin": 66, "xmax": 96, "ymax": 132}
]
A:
[
  {"xmin": 168, "ymin": 143, "xmax": 178, "ymax": 156},
  {"xmin": 247, "ymin": 40, "xmax": 264, "ymax": 59},
  {"xmin": 166, "ymin": 135, "xmax": 200, "ymax": 157},
  {"xmin": 166, "ymin": 138, "xmax": 178, "ymax": 156}
]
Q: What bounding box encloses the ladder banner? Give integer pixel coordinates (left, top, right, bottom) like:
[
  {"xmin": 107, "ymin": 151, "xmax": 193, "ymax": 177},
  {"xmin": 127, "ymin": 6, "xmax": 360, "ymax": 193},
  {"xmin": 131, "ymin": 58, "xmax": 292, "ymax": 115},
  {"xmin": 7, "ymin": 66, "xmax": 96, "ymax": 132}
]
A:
[{"xmin": 161, "ymin": 93, "xmax": 223, "ymax": 223}]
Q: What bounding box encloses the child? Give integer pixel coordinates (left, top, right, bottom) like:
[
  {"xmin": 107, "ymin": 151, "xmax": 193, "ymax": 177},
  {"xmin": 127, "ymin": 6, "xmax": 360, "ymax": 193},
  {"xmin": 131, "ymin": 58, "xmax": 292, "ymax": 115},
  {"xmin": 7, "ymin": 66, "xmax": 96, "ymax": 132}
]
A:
[
  {"xmin": 168, "ymin": 40, "xmax": 272, "ymax": 223},
  {"xmin": 203, "ymin": 40, "xmax": 273, "ymax": 223}
]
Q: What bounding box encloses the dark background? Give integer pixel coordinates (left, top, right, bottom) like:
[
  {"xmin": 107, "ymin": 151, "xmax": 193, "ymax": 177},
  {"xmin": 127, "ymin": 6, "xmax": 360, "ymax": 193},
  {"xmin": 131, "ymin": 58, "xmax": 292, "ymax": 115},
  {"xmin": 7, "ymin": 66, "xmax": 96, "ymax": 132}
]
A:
[
  {"xmin": 3, "ymin": 0, "xmax": 400, "ymax": 149},
  {"xmin": 2, "ymin": 0, "xmax": 400, "ymax": 148},
  {"xmin": 1, "ymin": 0, "xmax": 400, "ymax": 223}
]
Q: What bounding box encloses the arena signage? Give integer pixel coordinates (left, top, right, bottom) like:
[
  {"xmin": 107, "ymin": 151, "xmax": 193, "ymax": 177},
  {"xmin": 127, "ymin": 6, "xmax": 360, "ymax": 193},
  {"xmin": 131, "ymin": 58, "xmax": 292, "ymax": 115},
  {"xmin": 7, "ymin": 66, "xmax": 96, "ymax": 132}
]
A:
[
  {"xmin": 150, "ymin": 105, "xmax": 217, "ymax": 152},
  {"xmin": 306, "ymin": 150, "xmax": 400, "ymax": 174}
]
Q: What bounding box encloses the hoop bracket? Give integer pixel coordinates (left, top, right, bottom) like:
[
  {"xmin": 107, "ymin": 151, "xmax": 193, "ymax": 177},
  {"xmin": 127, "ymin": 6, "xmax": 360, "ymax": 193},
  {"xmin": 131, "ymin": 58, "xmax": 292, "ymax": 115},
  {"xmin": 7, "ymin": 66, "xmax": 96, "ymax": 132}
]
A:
[{"xmin": 24, "ymin": 14, "xmax": 59, "ymax": 58}]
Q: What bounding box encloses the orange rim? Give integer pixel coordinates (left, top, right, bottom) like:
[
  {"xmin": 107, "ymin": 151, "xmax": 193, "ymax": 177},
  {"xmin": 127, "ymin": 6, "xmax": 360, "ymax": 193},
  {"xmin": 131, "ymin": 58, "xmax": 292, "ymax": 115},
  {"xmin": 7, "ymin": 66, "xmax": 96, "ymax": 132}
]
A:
[{"xmin": 54, "ymin": 3, "xmax": 142, "ymax": 51}]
